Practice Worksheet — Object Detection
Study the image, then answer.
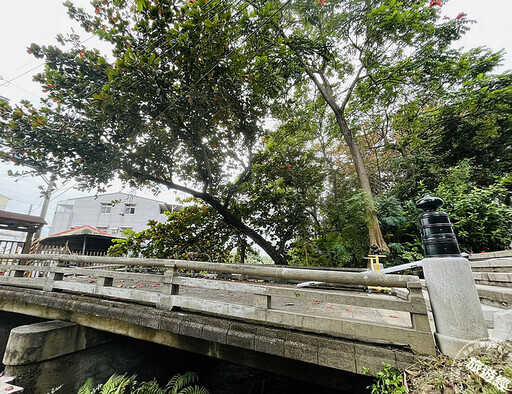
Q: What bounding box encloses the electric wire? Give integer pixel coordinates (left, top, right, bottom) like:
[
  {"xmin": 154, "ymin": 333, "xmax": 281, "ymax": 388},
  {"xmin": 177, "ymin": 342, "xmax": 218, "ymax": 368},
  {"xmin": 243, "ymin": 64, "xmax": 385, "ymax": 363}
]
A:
[
  {"xmin": 78, "ymin": 0, "xmax": 249, "ymax": 101},
  {"xmin": 0, "ymin": 36, "xmax": 95, "ymax": 88},
  {"xmin": 37, "ymin": 0, "xmax": 236, "ymax": 114}
]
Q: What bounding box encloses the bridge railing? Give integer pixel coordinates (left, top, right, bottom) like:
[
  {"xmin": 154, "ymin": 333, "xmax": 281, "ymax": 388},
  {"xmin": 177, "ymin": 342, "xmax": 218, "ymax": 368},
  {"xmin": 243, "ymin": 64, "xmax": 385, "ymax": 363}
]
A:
[{"xmin": 0, "ymin": 254, "xmax": 435, "ymax": 355}]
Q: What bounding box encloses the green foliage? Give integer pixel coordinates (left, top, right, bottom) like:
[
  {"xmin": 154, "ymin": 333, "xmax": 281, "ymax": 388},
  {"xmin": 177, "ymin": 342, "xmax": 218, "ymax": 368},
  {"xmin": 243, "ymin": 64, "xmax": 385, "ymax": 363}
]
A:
[
  {"xmin": 77, "ymin": 372, "xmax": 208, "ymax": 394},
  {"xmin": 46, "ymin": 385, "xmax": 63, "ymax": 394},
  {"xmin": 77, "ymin": 374, "xmax": 137, "ymax": 394},
  {"xmin": 108, "ymin": 204, "xmax": 240, "ymax": 262},
  {"xmin": 0, "ymin": 0, "xmax": 299, "ymax": 265},
  {"xmin": 390, "ymin": 71, "xmax": 512, "ymax": 200},
  {"xmin": 2, "ymin": 0, "xmax": 510, "ymax": 266},
  {"xmin": 236, "ymin": 122, "xmax": 326, "ymax": 256},
  {"xmin": 367, "ymin": 363, "xmax": 406, "ymax": 394},
  {"xmin": 324, "ymin": 192, "xmax": 370, "ymax": 267},
  {"xmin": 165, "ymin": 372, "xmax": 208, "ymax": 394},
  {"xmin": 430, "ymin": 162, "xmax": 512, "ymax": 253},
  {"xmin": 375, "ymin": 196, "xmax": 424, "ymax": 265},
  {"xmin": 288, "ymin": 191, "xmax": 369, "ymax": 267}
]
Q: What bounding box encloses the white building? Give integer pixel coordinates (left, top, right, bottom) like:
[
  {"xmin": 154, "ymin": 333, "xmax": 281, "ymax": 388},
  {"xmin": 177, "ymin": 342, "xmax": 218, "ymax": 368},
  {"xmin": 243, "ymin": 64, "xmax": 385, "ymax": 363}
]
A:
[
  {"xmin": 49, "ymin": 192, "xmax": 181, "ymax": 236},
  {"xmin": 0, "ymin": 193, "xmax": 10, "ymax": 210},
  {"xmin": 0, "ymin": 193, "xmax": 26, "ymax": 242}
]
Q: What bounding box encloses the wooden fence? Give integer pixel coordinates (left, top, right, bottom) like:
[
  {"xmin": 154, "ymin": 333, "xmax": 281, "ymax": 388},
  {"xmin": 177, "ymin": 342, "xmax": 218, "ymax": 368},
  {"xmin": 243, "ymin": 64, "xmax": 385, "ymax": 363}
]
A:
[{"xmin": 0, "ymin": 254, "xmax": 436, "ymax": 355}]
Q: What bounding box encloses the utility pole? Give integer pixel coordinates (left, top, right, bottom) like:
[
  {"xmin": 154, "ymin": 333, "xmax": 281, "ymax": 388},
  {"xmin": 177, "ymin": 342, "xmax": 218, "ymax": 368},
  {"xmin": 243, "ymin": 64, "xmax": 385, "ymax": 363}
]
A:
[{"xmin": 34, "ymin": 174, "xmax": 57, "ymax": 239}]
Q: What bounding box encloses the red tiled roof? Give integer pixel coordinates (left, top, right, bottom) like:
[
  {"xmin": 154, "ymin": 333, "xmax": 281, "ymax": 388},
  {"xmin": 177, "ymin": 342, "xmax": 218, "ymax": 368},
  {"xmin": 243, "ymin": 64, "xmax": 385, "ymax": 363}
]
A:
[{"xmin": 49, "ymin": 225, "xmax": 114, "ymax": 237}]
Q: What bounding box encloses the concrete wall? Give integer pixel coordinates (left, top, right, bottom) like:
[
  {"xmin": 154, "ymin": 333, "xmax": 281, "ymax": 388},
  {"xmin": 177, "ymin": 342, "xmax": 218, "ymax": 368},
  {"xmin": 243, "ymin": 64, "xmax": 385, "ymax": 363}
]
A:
[{"xmin": 2, "ymin": 318, "xmax": 369, "ymax": 394}]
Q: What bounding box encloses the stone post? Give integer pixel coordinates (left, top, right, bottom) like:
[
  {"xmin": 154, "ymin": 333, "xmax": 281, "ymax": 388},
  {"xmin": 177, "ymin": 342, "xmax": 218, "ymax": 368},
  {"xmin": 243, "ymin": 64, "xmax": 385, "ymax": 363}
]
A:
[{"xmin": 416, "ymin": 195, "xmax": 488, "ymax": 357}]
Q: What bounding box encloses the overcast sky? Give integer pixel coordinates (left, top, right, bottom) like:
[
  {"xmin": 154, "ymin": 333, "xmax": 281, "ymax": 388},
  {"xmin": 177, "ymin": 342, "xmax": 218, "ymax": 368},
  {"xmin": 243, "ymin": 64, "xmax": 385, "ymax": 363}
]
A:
[{"xmin": 1, "ymin": 0, "xmax": 511, "ymax": 235}]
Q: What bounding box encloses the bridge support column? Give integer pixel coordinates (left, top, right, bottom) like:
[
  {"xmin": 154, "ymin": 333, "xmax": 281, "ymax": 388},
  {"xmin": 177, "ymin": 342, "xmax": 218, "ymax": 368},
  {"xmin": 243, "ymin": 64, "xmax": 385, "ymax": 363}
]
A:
[
  {"xmin": 422, "ymin": 257, "xmax": 488, "ymax": 357},
  {"xmin": 3, "ymin": 320, "xmax": 113, "ymax": 393}
]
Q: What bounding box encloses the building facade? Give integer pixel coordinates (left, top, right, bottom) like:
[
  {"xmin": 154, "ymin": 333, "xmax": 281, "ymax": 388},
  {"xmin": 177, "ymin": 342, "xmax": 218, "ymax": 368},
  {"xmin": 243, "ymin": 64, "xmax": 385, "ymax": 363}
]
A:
[
  {"xmin": 0, "ymin": 193, "xmax": 10, "ymax": 210},
  {"xmin": 49, "ymin": 192, "xmax": 181, "ymax": 236}
]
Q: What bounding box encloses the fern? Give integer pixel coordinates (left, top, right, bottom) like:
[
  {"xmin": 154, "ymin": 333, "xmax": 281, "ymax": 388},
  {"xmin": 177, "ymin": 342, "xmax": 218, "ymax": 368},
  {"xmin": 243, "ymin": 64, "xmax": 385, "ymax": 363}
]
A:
[
  {"xmin": 46, "ymin": 385, "xmax": 63, "ymax": 394},
  {"xmin": 77, "ymin": 372, "xmax": 208, "ymax": 394},
  {"xmin": 133, "ymin": 380, "xmax": 165, "ymax": 394},
  {"xmin": 165, "ymin": 372, "xmax": 199, "ymax": 394},
  {"xmin": 99, "ymin": 374, "xmax": 137, "ymax": 394},
  {"xmin": 77, "ymin": 378, "xmax": 96, "ymax": 394},
  {"xmin": 180, "ymin": 386, "xmax": 210, "ymax": 394}
]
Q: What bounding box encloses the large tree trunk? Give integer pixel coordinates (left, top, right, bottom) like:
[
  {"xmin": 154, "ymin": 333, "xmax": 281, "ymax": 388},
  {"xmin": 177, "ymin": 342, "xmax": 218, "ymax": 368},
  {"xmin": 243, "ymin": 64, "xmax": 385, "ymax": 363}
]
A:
[
  {"xmin": 304, "ymin": 69, "xmax": 388, "ymax": 252},
  {"xmin": 200, "ymin": 192, "xmax": 288, "ymax": 265},
  {"xmin": 146, "ymin": 174, "xmax": 289, "ymax": 265},
  {"xmin": 333, "ymin": 111, "xmax": 389, "ymax": 252}
]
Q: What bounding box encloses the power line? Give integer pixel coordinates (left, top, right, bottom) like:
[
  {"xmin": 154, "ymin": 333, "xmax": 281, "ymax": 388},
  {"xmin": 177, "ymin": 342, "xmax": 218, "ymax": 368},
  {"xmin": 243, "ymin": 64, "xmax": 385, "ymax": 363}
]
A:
[
  {"xmin": 8, "ymin": 0, "xmax": 291, "ymax": 177},
  {"xmin": 0, "ymin": 58, "xmax": 41, "ymax": 80},
  {"xmin": 0, "ymin": 79, "xmax": 41, "ymax": 98},
  {"xmin": 0, "ymin": 36, "xmax": 95, "ymax": 88},
  {"xmin": 76, "ymin": 0, "xmax": 246, "ymax": 102}
]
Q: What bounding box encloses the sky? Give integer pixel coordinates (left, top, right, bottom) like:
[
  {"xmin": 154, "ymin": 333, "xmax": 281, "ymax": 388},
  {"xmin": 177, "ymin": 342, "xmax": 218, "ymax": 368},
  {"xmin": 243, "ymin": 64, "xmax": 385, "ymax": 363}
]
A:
[{"xmin": 0, "ymin": 0, "xmax": 511, "ymax": 235}]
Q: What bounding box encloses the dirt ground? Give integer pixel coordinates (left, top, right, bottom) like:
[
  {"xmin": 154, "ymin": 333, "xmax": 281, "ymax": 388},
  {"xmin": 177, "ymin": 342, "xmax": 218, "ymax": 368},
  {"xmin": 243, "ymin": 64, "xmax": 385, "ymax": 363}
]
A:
[{"xmin": 403, "ymin": 340, "xmax": 512, "ymax": 393}]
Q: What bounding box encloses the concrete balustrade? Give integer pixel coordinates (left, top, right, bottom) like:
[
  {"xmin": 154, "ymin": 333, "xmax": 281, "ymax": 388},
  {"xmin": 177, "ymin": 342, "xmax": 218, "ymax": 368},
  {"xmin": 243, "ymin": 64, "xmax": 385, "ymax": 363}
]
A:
[{"xmin": 0, "ymin": 253, "xmax": 436, "ymax": 357}]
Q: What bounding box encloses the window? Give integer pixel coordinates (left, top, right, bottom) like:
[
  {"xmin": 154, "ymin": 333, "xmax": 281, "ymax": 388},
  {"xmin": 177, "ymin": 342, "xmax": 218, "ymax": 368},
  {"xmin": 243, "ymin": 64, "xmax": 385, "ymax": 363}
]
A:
[
  {"xmin": 97, "ymin": 226, "xmax": 109, "ymax": 232},
  {"xmin": 125, "ymin": 203, "xmax": 136, "ymax": 215},
  {"xmin": 160, "ymin": 203, "xmax": 182, "ymax": 214},
  {"xmin": 100, "ymin": 203, "xmax": 112, "ymax": 214},
  {"xmin": 56, "ymin": 203, "xmax": 74, "ymax": 212},
  {"xmin": 110, "ymin": 227, "xmax": 119, "ymax": 234}
]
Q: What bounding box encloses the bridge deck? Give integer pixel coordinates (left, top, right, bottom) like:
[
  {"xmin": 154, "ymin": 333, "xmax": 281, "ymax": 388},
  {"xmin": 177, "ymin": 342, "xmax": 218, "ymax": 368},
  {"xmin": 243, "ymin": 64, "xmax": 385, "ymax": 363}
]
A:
[{"xmin": 64, "ymin": 273, "xmax": 413, "ymax": 328}]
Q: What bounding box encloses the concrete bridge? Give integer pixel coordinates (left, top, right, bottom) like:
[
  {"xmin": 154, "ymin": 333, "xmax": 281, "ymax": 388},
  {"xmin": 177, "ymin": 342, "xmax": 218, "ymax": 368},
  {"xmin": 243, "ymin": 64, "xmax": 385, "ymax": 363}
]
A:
[{"xmin": 0, "ymin": 253, "xmax": 483, "ymax": 392}]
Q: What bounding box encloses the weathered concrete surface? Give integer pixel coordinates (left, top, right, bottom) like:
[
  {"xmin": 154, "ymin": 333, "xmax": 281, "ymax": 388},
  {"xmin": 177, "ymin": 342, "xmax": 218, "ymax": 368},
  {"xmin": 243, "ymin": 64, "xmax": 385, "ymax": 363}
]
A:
[
  {"xmin": 481, "ymin": 304, "xmax": 504, "ymax": 329},
  {"xmin": 422, "ymin": 257, "xmax": 488, "ymax": 357},
  {"xmin": 493, "ymin": 310, "xmax": 512, "ymax": 341},
  {"xmin": 4, "ymin": 337, "xmax": 180, "ymax": 394},
  {"xmin": 0, "ymin": 312, "xmax": 45, "ymax": 369},
  {"xmin": 477, "ymin": 284, "xmax": 512, "ymax": 309},
  {"xmin": 469, "ymin": 250, "xmax": 512, "ymax": 260},
  {"xmin": 0, "ymin": 285, "xmax": 416, "ymax": 388},
  {"xmin": 3, "ymin": 320, "xmax": 112, "ymax": 366},
  {"xmin": 473, "ymin": 272, "xmax": 512, "ymax": 288}
]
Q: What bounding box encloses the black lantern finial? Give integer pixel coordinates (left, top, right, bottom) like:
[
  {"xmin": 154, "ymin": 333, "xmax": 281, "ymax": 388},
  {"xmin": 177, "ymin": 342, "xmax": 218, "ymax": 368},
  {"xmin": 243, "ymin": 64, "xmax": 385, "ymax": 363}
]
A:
[{"xmin": 416, "ymin": 195, "xmax": 461, "ymax": 258}]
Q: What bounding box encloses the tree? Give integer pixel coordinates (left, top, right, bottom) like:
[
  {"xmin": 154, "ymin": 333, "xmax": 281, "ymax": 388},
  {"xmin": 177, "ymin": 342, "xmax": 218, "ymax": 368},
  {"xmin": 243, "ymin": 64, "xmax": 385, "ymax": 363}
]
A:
[
  {"xmin": 0, "ymin": 0, "xmax": 302, "ymax": 265},
  {"xmin": 236, "ymin": 119, "xmax": 326, "ymax": 259},
  {"xmin": 388, "ymin": 57, "xmax": 512, "ymax": 199},
  {"xmin": 108, "ymin": 204, "xmax": 241, "ymax": 262},
  {"xmin": 428, "ymin": 161, "xmax": 512, "ymax": 253},
  {"xmin": 270, "ymin": 0, "xmax": 473, "ymax": 251}
]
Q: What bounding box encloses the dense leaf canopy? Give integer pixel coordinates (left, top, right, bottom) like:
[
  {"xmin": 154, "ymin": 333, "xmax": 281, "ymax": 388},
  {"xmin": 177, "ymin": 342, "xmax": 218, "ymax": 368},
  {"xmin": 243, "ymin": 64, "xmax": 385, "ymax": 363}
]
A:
[{"xmin": 1, "ymin": 0, "xmax": 510, "ymax": 265}]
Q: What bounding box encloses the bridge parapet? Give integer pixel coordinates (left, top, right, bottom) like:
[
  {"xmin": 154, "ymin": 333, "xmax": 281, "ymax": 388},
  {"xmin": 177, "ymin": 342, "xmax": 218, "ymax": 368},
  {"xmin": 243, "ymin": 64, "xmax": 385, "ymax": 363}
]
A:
[{"xmin": 0, "ymin": 254, "xmax": 435, "ymax": 356}]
